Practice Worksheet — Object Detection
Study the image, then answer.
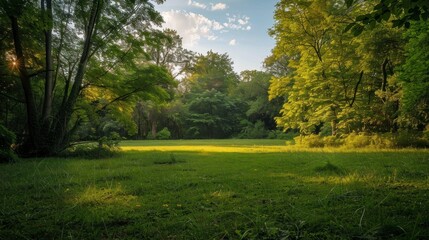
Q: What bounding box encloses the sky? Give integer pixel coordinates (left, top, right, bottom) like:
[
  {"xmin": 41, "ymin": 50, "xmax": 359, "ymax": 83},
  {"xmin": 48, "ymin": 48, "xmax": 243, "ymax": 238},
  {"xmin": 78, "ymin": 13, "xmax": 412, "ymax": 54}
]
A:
[{"xmin": 154, "ymin": 0, "xmax": 278, "ymax": 73}]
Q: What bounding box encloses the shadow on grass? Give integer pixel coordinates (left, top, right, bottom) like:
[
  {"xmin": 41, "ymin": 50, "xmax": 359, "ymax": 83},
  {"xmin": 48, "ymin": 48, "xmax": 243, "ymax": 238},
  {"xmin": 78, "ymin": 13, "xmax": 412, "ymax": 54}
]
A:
[{"xmin": 314, "ymin": 161, "xmax": 347, "ymax": 176}]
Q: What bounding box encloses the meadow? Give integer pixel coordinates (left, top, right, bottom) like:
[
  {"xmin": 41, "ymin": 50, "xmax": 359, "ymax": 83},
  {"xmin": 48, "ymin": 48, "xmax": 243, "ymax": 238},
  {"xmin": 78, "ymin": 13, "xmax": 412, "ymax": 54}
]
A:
[{"xmin": 1, "ymin": 139, "xmax": 428, "ymax": 239}]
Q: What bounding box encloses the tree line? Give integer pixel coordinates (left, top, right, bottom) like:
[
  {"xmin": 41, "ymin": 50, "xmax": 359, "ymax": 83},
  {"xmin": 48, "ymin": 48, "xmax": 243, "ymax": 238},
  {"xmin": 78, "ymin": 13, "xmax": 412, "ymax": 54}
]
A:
[{"xmin": 0, "ymin": 0, "xmax": 428, "ymax": 159}]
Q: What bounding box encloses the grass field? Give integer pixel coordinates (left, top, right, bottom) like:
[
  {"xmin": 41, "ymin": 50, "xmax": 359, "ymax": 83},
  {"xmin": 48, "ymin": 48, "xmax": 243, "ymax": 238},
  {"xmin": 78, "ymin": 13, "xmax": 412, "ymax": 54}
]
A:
[{"xmin": 1, "ymin": 140, "xmax": 428, "ymax": 239}]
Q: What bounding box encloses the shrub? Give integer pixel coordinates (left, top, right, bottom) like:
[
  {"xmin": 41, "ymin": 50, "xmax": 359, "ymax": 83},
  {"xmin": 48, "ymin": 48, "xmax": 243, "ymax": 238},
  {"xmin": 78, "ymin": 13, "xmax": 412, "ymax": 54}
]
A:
[
  {"xmin": 294, "ymin": 135, "xmax": 325, "ymax": 148},
  {"xmin": 394, "ymin": 130, "xmax": 429, "ymax": 148},
  {"xmin": 323, "ymin": 136, "xmax": 344, "ymax": 147},
  {"xmin": 156, "ymin": 127, "xmax": 171, "ymax": 140},
  {"xmin": 59, "ymin": 143, "xmax": 119, "ymax": 159},
  {"xmin": 343, "ymin": 132, "xmax": 372, "ymax": 148},
  {"xmin": 240, "ymin": 121, "xmax": 269, "ymax": 139},
  {"xmin": 98, "ymin": 132, "xmax": 121, "ymax": 148},
  {"xmin": 370, "ymin": 133, "xmax": 395, "ymax": 148},
  {"xmin": 0, "ymin": 124, "xmax": 17, "ymax": 163},
  {"xmin": 292, "ymin": 131, "xmax": 429, "ymax": 149}
]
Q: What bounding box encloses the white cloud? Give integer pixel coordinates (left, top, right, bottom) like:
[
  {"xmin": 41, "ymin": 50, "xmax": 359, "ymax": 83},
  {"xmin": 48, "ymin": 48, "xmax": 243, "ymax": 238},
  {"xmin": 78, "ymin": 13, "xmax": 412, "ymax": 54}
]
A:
[
  {"xmin": 211, "ymin": 3, "xmax": 227, "ymax": 11},
  {"xmin": 207, "ymin": 35, "xmax": 218, "ymax": 41},
  {"xmin": 160, "ymin": 10, "xmax": 251, "ymax": 48},
  {"xmin": 188, "ymin": 1, "xmax": 228, "ymax": 11},
  {"xmin": 188, "ymin": 0, "xmax": 207, "ymax": 9},
  {"xmin": 161, "ymin": 10, "xmax": 224, "ymax": 48},
  {"xmin": 224, "ymin": 14, "xmax": 251, "ymax": 31}
]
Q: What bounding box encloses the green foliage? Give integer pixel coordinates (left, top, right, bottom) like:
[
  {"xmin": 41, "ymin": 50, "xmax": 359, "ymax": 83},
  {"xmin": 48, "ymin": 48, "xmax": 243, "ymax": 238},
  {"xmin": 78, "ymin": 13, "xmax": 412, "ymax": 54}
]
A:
[
  {"xmin": 294, "ymin": 135, "xmax": 326, "ymax": 148},
  {"xmin": 185, "ymin": 90, "xmax": 244, "ymax": 138},
  {"xmin": 399, "ymin": 21, "xmax": 429, "ymax": 127},
  {"xmin": 347, "ymin": 0, "xmax": 429, "ymax": 35},
  {"xmin": 0, "ymin": 0, "xmax": 169, "ymax": 156},
  {"xmin": 343, "ymin": 132, "xmax": 428, "ymax": 149},
  {"xmin": 239, "ymin": 120, "xmax": 269, "ymax": 139},
  {"xmin": 323, "ymin": 135, "xmax": 344, "ymax": 147},
  {"xmin": 156, "ymin": 127, "xmax": 171, "ymax": 140},
  {"xmin": 267, "ymin": 0, "xmax": 428, "ymax": 138},
  {"xmin": 184, "ymin": 51, "xmax": 238, "ymax": 93},
  {"xmin": 343, "ymin": 132, "xmax": 379, "ymax": 148},
  {"xmin": 0, "ymin": 124, "xmax": 17, "ymax": 163},
  {"xmin": 235, "ymin": 70, "xmax": 281, "ymax": 131},
  {"xmin": 268, "ymin": 0, "xmax": 368, "ymax": 135},
  {"xmin": 394, "ymin": 130, "xmax": 429, "ymax": 148},
  {"xmin": 98, "ymin": 132, "xmax": 122, "ymax": 149},
  {"xmin": 59, "ymin": 142, "xmax": 119, "ymax": 159},
  {"xmin": 293, "ymin": 132, "xmax": 429, "ymax": 149},
  {"xmin": 267, "ymin": 130, "xmax": 298, "ymax": 140}
]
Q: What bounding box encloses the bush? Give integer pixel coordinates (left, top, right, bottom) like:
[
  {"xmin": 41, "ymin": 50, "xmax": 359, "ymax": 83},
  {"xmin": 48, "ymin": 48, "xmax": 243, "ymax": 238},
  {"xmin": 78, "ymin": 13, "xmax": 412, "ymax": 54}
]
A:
[
  {"xmin": 394, "ymin": 131, "xmax": 429, "ymax": 148},
  {"xmin": 239, "ymin": 121, "xmax": 269, "ymax": 139},
  {"xmin": 59, "ymin": 143, "xmax": 119, "ymax": 159},
  {"xmin": 323, "ymin": 136, "xmax": 344, "ymax": 147},
  {"xmin": 294, "ymin": 135, "xmax": 325, "ymax": 148},
  {"xmin": 156, "ymin": 127, "xmax": 171, "ymax": 140},
  {"xmin": 98, "ymin": 132, "xmax": 122, "ymax": 148},
  {"xmin": 343, "ymin": 132, "xmax": 372, "ymax": 148},
  {"xmin": 292, "ymin": 131, "xmax": 429, "ymax": 149},
  {"xmin": 0, "ymin": 124, "xmax": 17, "ymax": 163},
  {"xmin": 370, "ymin": 133, "xmax": 395, "ymax": 148}
]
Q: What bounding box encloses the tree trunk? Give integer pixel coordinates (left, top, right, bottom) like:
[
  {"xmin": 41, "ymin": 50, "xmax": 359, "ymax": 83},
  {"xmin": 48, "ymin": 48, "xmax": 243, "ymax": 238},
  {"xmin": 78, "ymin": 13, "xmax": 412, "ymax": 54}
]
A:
[
  {"xmin": 10, "ymin": 15, "xmax": 40, "ymax": 155},
  {"xmin": 41, "ymin": 0, "xmax": 54, "ymax": 123},
  {"xmin": 52, "ymin": 0, "xmax": 103, "ymax": 153},
  {"xmin": 151, "ymin": 121, "xmax": 157, "ymax": 139},
  {"xmin": 10, "ymin": 0, "xmax": 103, "ymax": 156},
  {"xmin": 331, "ymin": 120, "xmax": 337, "ymax": 136},
  {"xmin": 381, "ymin": 58, "xmax": 389, "ymax": 92}
]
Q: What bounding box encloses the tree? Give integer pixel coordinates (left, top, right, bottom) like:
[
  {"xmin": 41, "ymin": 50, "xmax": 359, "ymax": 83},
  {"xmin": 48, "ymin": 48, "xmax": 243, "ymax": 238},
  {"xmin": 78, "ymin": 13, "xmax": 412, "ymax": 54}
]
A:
[
  {"xmin": 268, "ymin": 0, "xmax": 361, "ymax": 135},
  {"xmin": 184, "ymin": 51, "xmax": 238, "ymax": 93},
  {"xmin": 185, "ymin": 90, "xmax": 243, "ymax": 138},
  {"xmin": 234, "ymin": 70, "xmax": 282, "ymax": 131},
  {"xmin": 268, "ymin": 0, "xmax": 405, "ymax": 135},
  {"xmin": 0, "ymin": 0, "xmax": 168, "ymax": 156},
  {"xmin": 180, "ymin": 51, "xmax": 244, "ymax": 138},
  {"xmin": 398, "ymin": 20, "xmax": 429, "ymax": 130},
  {"xmin": 146, "ymin": 29, "xmax": 195, "ymax": 80},
  {"xmin": 83, "ymin": 64, "xmax": 175, "ymax": 140}
]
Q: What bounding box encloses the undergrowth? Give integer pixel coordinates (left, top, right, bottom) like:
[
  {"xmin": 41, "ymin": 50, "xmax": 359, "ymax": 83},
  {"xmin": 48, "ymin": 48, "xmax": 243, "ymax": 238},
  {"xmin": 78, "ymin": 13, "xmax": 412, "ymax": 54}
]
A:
[{"xmin": 294, "ymin": 131, "xmax": 429, "ymax": 149}]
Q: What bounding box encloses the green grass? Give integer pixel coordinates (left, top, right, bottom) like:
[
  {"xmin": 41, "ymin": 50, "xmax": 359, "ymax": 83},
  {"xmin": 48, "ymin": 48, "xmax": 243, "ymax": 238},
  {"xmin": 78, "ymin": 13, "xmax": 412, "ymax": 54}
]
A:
[{"xmin": 1, "ymin": 139, "xmax": 428, "ymax": 239}]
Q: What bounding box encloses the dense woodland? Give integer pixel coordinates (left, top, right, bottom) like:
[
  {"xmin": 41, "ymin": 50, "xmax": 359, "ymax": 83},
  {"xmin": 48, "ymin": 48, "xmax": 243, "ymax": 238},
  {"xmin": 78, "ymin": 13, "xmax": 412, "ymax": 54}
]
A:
[{"xmin": 0, "ymin": 0, "xmax": 429, "ymax": 158}]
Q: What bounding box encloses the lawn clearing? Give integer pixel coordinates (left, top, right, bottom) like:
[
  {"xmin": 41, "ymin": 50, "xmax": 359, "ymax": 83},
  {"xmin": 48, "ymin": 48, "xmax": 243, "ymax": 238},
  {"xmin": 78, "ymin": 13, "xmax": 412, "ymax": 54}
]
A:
[{"xmin": 1, "ymin": 140, "xmax": 428, "ymax": 239}]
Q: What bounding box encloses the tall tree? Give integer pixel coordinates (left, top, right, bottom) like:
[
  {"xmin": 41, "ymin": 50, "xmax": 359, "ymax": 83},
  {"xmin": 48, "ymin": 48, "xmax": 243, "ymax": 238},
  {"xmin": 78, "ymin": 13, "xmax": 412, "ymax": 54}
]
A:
[
  {"xmin": 234, "ymin": 70, "xmax": 282, "ymax": 130},
  {"xmin": 268, "ymin": 0, "xmax": 405, "ymax": 135},
  {"xmin": 0, "ymin": 0, "xmax": 167, "ymax": 156},
  {"xmin": 184, "ymin": 51, "xmax": 238, "ymax": 93},
  {"xmin": 146, "ymin": 29, "xmax": 195, "ymax": 79},
  {"xmin": 185, "ymin": 90, "xmax": 243, "ymax": 138}
]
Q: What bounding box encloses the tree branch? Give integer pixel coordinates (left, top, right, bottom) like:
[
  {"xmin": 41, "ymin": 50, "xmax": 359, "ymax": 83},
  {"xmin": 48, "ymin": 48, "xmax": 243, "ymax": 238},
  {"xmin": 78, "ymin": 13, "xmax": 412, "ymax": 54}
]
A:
[{"xmin": 349, "ymin": 70, "xmax": 364, "ymax": 107}]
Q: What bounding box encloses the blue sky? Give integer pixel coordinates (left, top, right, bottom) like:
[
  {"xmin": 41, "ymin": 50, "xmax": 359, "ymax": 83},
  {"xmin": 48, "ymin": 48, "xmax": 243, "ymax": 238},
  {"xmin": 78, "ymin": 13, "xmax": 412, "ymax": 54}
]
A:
[{"xmin": 154, "ymin": 0, "xmax": 278, "ymax": 73}]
